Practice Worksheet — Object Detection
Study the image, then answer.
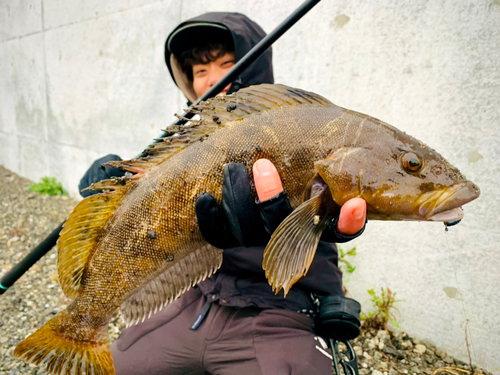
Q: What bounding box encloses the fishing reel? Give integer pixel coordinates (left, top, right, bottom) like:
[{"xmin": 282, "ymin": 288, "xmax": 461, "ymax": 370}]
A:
[{"xmin": 313, "ymin": 294, "xmax": 361, "ymax": 375}]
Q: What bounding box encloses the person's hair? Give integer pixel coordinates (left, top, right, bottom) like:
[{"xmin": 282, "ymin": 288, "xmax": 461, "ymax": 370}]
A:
[{"xmin": 178, "ymin": 32, "xmax": 234, "ymax": 82}]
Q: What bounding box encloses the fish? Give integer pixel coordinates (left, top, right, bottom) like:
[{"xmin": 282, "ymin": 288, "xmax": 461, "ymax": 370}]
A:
[{"xmin": 14, "ymin": 84, "xmax": 480, "ymax": 374}]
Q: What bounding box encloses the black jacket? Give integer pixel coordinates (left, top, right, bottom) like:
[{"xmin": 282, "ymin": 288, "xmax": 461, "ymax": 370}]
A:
[
  {"xmin": 165, "ymin": 12, "xmax": 344, "ymax": 312},
  {"xmin": 165, "ymin": 12, "xmax": 274, "ymax": 103}
]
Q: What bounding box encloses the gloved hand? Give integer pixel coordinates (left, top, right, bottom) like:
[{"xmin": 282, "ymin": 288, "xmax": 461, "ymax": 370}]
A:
[
  {"xmin": 79, "ymin": 154, "xmax": 126, "ymax": 197},
  {"xmin": 195, "ymin": 159, "xmax": 367, "ymax": 249}
]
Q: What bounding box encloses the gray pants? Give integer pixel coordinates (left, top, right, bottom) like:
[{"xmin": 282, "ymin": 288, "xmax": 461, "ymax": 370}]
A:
[{"xmin": 111, "ymin": 288, "xmax": 333, "ymax": 375}]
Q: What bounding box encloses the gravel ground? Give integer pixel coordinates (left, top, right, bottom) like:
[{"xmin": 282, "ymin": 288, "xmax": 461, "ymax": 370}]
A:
[{"xmin": 0, "ymin": 166, "xmax": 492, "ymax": 375}]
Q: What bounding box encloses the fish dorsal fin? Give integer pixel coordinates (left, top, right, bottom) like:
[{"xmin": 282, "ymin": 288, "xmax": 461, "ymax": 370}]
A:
[
  {"xmin": 101, "ymin": 84, "xmax": 332, "ymax": 174},
  {"xmin": 120, "ymin": 244, "xmax": 223, "ymax": 327},
  {"xmin": 190, "ymin": 83, "xmax": 333, "ymax": 125},
  {"xmin": 109, "ymin": 122, "xmax": 224, "ymax": 174},
  {"xmin": 58, "ymin": 178, "xmax": 135, "ymax": 298},
  {"xmin": 263, "ymin": 177, "xmax": 336, "ymax": 296}
]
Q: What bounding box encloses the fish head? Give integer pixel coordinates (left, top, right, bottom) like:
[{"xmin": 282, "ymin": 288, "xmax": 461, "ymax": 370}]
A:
[{"xmin": 314, "ymin": 127, "xmax": 480, "ymax": 222}]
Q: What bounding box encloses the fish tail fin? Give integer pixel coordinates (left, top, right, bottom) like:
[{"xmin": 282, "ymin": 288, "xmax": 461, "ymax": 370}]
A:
[{"xmin": 14, "ymin": 309, "xmax": 114, "ymax": 375}]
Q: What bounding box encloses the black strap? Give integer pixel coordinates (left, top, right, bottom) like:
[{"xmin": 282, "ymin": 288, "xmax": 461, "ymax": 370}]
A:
[{"xmin": 329, "ymin": 339, "xmax": 359, "ymax": 375}]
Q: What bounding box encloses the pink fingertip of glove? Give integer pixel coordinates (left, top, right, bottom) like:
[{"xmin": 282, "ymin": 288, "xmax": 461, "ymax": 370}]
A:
[
  {"xmin": 337, "ymin": 197, "xmax": 367, "ymax": 235},
  {"xmin": 253, "ymin": 159, "xmax": 284, "ymax": 202}
]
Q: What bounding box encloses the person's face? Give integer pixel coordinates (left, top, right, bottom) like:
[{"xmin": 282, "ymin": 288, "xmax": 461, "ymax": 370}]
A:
[{"xmin": 192, "ymin": 52, "xmax": 235, "ymax": 99}]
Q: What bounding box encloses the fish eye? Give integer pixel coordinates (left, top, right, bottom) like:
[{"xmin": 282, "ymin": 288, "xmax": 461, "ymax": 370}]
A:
[{"xmin": 402, "ymin": 152, "xmax": 423, "ymax": 172}]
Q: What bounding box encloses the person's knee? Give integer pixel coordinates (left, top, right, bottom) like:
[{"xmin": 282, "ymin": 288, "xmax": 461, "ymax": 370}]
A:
[{"xmin": 251, "ymin": 310, "xmax": 332, "ymax": 374}]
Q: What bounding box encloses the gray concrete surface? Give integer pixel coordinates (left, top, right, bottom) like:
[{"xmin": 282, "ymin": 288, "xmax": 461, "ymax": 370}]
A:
[{"xmin": 1, "ymin": 0, "xmax": 499, "ymax": 372}]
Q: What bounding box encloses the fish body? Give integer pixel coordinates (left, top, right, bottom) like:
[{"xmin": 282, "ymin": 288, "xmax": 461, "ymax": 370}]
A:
[{"xmin": 14, "ymin": 84, "xmax": 480, "ymax": 374}]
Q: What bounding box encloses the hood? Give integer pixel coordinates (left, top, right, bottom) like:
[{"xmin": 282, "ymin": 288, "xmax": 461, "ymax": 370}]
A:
[{"xmin": 165, "ymin": 12, "xmax": 274, "ymax": 103}]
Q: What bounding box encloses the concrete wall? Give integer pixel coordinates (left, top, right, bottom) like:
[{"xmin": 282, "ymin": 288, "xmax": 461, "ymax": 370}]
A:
[{"xmin": 1, "ymin": 0, "xmax": 499, "ymax": 372}]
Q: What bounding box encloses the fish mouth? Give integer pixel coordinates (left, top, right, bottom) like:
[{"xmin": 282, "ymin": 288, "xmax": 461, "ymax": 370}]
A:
[
  {"xmin": 417, "ymin": 181, "xmax": 480, "ymax": 222},
  {"xmin": 428, "ymin": 207, "xmax": 464, "ymax": 222}
]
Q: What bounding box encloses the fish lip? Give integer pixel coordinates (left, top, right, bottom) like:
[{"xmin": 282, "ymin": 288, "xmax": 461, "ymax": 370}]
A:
[
  {"xmin": 429, "ymin": 207, "xmax": 464, "ymax": 222},
  {"xmin": 419, "ymin": 181, "xmax": 480, "ymax": 221}
]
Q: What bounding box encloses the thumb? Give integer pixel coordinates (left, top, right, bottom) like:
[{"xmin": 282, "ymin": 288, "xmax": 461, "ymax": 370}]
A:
[
  {"xmin": 337, "ymin": 198, "xmax": 367, "ymax": 235},
  {"xmin": 253, "ymin": 159, "xmax": 284, "ymax": 202}
]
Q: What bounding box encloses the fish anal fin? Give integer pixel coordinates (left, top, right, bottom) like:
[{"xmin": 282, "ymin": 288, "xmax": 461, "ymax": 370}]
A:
[
  {"xmin": 120, "ymin": 244, "xmax": 223, "ymax": 327},
  {"xmin": 263, "ymin": 180, "xmax": 337, "ymax": 296},
  {"xmin": 58, "ymin": 190, "xmax": 125, "ymax": 299}
]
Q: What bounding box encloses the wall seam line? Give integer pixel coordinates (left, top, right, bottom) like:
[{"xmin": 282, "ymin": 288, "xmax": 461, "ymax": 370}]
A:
[
  {"xmin": 0, "ymin": 30, "xmax": 43, "ymax": 44},
  {"xmin": 41, "ymin": 0, "xmax": 51, "ymax": 177}
]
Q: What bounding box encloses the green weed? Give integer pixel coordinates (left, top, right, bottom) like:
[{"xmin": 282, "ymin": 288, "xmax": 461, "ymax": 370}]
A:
[
  {"xmin": 338, "ymin": 245, "xmax": 357, "ymax": 283},
  {"xmin": 27, "ymin": 177, "xmax": 68, "ymax": 196},
  {"xmin": 337, "ymin": 246, "xmax": 403, "ymax": 332},
  {"xmin": 361, "ymin": 287, "xmax": 404, "ymax": 331}
]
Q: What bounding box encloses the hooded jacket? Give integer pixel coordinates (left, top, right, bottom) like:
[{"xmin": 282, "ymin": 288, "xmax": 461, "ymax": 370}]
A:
[
  {"xmin": 165, "ymin": 12, "xmax": 274, "ymax": 103},
  {"xmin": 164, "ymin": 13, "xmax": 343, "ymax": 312}
]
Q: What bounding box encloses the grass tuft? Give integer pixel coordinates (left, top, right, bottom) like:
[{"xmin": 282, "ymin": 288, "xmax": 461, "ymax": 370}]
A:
[
  {"xmin": 27, "ymin": 177, "xmax": 68, "ymax": 196},
  {"xmin": 361, "ymin": 287, "xmax": 404, "ymax": 331}
]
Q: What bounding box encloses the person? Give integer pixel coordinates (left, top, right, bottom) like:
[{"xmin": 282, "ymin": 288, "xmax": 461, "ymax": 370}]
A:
[{"xmin": 80, "ymin": 12, "xmax": 367, "ymax": 375}]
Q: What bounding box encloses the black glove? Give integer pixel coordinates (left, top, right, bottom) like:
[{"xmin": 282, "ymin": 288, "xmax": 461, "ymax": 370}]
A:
[
  {"xmin": 195, "ymin": 163, "xmax": 366, "ymax": 249},
  {"xmin": 79, "ymin": 154, "xmax": 126, "ymax": 197}
]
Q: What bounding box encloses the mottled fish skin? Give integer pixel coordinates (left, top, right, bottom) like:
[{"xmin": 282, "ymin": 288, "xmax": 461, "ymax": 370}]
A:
[
  {"xmin": 70, "ymin": 98, "xmax": 351, "ymax": 317},
  {"xmin": 14, "ymin": 84, "xmax": 480, "ymax": 374}
]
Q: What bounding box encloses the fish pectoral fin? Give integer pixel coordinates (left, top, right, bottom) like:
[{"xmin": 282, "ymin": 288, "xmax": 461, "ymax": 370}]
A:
[
  {"xmin": 263, "ymin": 184, "xmax": 334, "ymax": 296},
  {"xmin": 120, "ymin": 244, "xmax": 223, "ymax": 327}
]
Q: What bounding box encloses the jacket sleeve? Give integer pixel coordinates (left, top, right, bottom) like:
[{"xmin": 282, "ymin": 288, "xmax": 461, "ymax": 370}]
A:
[
  {"xmin": 78, "ymin": 154, "xmax": 125, "ymax": 197},
  {"xmin": 218, "ymin": 241, "xmax": 343, "ymax": 297}
]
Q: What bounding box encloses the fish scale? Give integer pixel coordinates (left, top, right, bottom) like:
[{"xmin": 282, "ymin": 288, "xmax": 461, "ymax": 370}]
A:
[{"xmin": 14, "ymin": 84, "xmax": 480, "ymax": 374}]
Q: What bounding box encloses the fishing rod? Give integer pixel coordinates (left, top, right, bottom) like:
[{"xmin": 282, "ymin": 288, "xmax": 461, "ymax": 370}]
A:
[{"xmin": 0, "ymin": 0, "xmax": 322, "ymax": 296}]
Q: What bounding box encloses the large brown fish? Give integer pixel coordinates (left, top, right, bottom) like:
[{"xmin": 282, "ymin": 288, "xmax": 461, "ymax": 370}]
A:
[{"xmin": 14, "ymin": 84, "xmax": 480, "ymax": 374}]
